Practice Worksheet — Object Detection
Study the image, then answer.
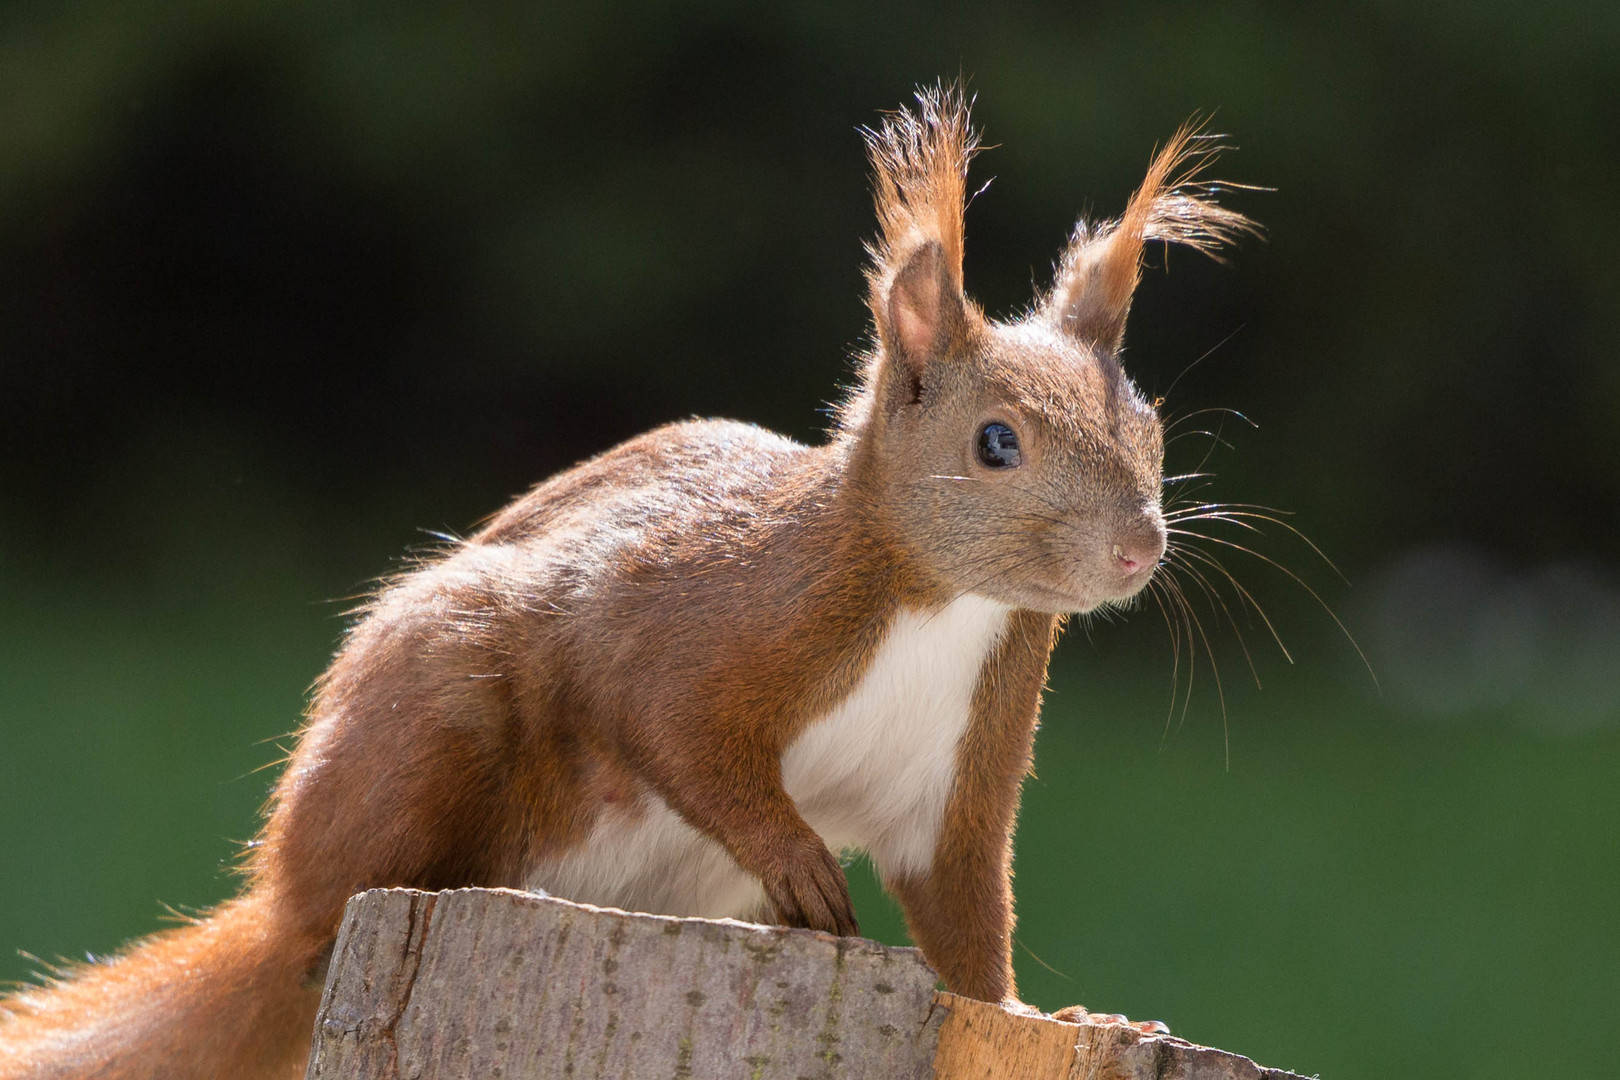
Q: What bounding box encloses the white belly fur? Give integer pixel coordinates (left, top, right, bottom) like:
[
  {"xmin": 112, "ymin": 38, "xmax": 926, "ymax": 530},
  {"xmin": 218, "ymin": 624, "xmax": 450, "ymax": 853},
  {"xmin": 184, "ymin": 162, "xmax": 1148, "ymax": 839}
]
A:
[{"xmin": 525, "ymin": 593, "xmax": 1011, "ymax": 919}]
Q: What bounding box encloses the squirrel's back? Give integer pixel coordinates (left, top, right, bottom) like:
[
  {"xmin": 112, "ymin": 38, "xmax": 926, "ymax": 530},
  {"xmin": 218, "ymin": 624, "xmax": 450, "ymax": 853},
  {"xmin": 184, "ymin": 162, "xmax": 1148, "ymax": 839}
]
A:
[{"xmin": 476, "ymin": 418, "xmax": 833, "ymax": 550}]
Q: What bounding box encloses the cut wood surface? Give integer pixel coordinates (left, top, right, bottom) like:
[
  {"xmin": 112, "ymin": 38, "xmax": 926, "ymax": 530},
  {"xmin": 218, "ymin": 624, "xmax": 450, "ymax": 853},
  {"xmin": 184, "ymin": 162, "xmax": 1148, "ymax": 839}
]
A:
[{"xmin": 306, "ymin": 888, "xmax": 1313, "ymax": 1080}]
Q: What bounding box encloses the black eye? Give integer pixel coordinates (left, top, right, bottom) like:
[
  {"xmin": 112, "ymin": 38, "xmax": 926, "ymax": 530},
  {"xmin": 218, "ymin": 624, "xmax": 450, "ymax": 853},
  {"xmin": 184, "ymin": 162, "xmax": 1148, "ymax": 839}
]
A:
[{"xmin": 976, "ymin": 422, "xmax": 1022, "ymax": 469}]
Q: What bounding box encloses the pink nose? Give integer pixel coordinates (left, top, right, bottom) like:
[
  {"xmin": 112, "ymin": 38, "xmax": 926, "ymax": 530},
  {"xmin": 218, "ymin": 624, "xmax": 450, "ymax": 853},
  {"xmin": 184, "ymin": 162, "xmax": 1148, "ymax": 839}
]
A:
[{"xmin": 1112, "ymin": 538, "xmax": 1162, "ymax": 576}]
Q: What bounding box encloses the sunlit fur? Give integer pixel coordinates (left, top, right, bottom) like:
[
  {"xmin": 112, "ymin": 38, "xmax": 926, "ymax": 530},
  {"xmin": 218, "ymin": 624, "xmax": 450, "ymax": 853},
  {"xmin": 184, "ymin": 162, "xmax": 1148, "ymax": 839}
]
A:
[
  {"xmin": 840, "ymin": 85, "xmax": 1258, "ymax": 616},
  {"xmin": 0, "ymin": 85, "xmax": 1260, "ymax": 1079},
  {"xmin": 1043, "ymin": 120, "xmax": 1264, "ymax": 352}
]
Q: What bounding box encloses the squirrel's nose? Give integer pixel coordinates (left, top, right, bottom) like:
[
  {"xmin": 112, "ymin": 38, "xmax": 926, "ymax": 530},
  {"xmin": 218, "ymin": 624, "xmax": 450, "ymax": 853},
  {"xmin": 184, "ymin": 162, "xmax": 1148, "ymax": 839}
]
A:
[
  {"xmin": 1112, "ymin": 523, "xmax": 1167, "ymax": 577},
  {"xmin": 1112, "ymin": 544, "xmax": 1145, "ymax": 575}
]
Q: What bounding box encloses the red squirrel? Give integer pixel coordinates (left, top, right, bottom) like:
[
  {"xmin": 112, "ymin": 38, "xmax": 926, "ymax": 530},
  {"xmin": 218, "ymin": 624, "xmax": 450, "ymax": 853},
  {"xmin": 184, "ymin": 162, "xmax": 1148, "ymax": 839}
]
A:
[{"xmin": 0, "ymin": 85, "xmax": 1257, "ymax": 1079}]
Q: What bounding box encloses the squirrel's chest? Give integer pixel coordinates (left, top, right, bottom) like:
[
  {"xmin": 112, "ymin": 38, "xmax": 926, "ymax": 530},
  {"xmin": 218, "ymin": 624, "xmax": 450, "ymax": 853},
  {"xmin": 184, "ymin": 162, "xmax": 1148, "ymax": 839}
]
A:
[
  {"xmin": 526, "ymin": 593, "xmax": 1010, "ymax": 918},
  {"xmin": 782, "ymin": 593, "xmax": 1012, "ymax": 875}
]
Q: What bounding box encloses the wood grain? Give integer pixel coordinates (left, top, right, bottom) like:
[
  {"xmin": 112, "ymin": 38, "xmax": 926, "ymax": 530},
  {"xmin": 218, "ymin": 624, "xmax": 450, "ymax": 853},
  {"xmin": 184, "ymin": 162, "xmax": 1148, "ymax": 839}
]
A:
[
  {"xmin": 305, "ymin": 888, "xmax": 1313, "ymax": 1080},
  {"xmin": 932, "ymin": 993, "xmax": 1078, "ymax": 1076}
]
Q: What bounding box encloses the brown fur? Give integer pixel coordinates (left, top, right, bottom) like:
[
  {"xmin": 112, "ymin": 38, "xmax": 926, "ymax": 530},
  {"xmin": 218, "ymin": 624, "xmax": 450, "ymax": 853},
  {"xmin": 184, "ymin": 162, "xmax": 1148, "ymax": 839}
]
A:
[
  {"xmin": 891, "ymin": 609, "xmax": 1059, "ymax": 998},
  {"xmin": 0, "ymin": 85, "xmax": 1255, "ymax": 1077},
  {"xmin": 1044, "ymin": 119, "xmax": 1262, "ymax": 352}
]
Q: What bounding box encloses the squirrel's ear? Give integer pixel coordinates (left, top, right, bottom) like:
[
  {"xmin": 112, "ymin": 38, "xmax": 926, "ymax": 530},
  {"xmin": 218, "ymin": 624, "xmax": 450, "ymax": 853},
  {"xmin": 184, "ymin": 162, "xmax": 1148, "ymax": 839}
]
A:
[
  {"xmin": 1046, "ymin": 122, "xmax": 1261, "ymax": 353},
  {"xmin": 877, "ymin": 239, "xmax": 964, "ymax": 371},
  {"xmin": 863, "ymin": 83, "xmax": 980, "ymax": 381}
]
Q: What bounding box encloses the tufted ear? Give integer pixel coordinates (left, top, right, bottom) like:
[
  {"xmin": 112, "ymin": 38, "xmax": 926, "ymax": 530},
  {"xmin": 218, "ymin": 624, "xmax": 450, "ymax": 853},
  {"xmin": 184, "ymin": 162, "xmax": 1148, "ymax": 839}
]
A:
[
  {"xmin": 1045, "ymin": 123, "xmax": 1261, "ymax": 353},
  {"xmin": 863, "ymin": 83, "xmax": 980, "ymax": 385},
  {"xmin": 879, "ymin": 238, "xmax": 963, "ymax": 371}
]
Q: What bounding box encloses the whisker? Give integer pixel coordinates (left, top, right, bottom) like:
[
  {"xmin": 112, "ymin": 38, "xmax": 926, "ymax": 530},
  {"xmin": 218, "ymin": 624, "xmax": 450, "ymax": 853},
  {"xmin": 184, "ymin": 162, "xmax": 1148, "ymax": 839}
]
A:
[
  {"xmin": 1167, "ymin": 547, "xmax": 1263, "ymax": 689},
  {"xmin": 1147, "ymin": 576, "xmax": 1190, "ymax": 735},
  {"xmin": 1186, "ymin": 412, "xmax": 1232, "ymax": 481},
  {"xmin": 1162, "ymin": 481, "xmax": 1218, "ymax": 511},
  {"xmin": 1161, "ymin": 405, "xmax": 1257, "ymax": 435},
  {"xmin": 1166, "ymin": 507, "xmax": 1349, "ymax": 584},
  {"xmin": 926, "ymin": 475, "xmax": 1081, "ymax": 521},
  {"xmin": 1157, "ymin": 571, "xmax": 1206, "ymax": 744},
  {"xmin": 1171, "ymin": 541, "xmax": 1294, "ymax": 663},
  {"xmin": 1161, "ymin": 325, "xmax": 1249, "ymax": 401},
  {"xmin": 1162, "ymin": 567, "xmax": 1230, "ymax": 767},
  {"xmin": 1170, "ymin": 529, "xmax": 1376, "ymax": 686},
  {"xmin": 1171, "ymin": 513, "xmax": 1270, "ymax": 537},
  {"xmin": 1165, "ymin": 429, "xmax": 1236, "ymax": 451},
  {"xmin": 1167, "ymin": 500, "xmax": 1295, "ymax": 517},
  {"xmin": 929, "ymin": 548, "xmax": 1043, "ymax": 610}
]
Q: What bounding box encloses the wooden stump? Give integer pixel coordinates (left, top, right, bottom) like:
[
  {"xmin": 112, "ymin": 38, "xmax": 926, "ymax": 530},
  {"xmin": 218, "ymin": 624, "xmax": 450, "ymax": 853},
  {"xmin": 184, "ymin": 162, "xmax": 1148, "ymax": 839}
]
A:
[{"xmin": 306, "ymin": 888, "xmax": 1312, "ymax": 1080}]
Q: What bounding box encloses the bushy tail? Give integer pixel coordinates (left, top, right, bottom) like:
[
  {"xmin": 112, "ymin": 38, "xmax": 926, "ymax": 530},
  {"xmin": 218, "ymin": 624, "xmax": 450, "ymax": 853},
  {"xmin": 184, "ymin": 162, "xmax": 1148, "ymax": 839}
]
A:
[{"xmin": 0, "ymin": 891, "xmax": 323, "ymax": 1080}]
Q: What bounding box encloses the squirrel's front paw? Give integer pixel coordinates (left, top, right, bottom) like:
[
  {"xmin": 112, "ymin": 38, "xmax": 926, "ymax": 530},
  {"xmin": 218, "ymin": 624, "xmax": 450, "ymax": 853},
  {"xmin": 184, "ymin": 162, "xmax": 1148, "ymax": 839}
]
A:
[
  {"xmin": 760, "ymin": 839, "xmax": 860, "ymax": 938},
  {"xmin": 1050, "ymin": 1004, "xmax": 1169, "ymax": 1034}
]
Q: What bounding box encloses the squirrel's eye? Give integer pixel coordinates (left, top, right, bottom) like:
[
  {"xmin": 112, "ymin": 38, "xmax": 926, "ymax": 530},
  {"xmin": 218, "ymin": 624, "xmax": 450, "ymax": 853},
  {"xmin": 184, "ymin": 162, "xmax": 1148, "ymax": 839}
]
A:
[{"xmin": 976, "ymin": 422, "xmax": 1022, "ymax": 469}]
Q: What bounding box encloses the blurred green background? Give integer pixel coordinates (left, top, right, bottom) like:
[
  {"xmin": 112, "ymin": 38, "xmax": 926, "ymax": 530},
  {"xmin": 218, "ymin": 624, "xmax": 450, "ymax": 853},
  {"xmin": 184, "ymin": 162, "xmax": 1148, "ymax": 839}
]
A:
[{"xmin": 2, "ymin": 3, "xmax": 1617, "ymax": 1077}]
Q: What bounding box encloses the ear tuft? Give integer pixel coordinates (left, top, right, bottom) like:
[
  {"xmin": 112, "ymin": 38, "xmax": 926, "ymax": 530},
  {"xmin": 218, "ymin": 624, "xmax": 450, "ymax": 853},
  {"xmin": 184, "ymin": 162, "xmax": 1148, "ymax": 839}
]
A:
[
  {"xmin": 1044, "ymin": 120, "xmax": 1263, "ymax": 352},
  {"xmin": 862, "ymin": 82, "xmax": 981, "ymax": 373}
]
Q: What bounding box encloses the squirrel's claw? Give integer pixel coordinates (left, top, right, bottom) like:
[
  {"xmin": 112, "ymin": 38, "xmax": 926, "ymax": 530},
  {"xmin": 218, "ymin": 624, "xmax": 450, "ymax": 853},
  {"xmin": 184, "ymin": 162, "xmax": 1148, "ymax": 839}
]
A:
[
  {"xmin": 762, "ymin": 839, "xmax": 859, "ymax": 938},
  {"xmin": 1050, "ymin": 1004, "xmax": 1170, "ymax": 1034}
]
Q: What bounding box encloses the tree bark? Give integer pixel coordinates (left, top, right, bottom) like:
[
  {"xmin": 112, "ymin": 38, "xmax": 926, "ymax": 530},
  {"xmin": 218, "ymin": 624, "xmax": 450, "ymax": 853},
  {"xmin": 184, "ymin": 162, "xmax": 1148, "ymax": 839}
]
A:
[{"xmin": 305, "ymin": 888, "xmax": 1311, "ymax": 1080}]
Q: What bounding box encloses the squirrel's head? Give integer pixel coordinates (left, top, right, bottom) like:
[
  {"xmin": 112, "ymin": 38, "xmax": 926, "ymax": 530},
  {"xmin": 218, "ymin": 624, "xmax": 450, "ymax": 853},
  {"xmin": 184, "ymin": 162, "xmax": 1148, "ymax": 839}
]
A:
[{"xmin": 841, "ymin": 85, "xmax": 1259, "ymax": 616}]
